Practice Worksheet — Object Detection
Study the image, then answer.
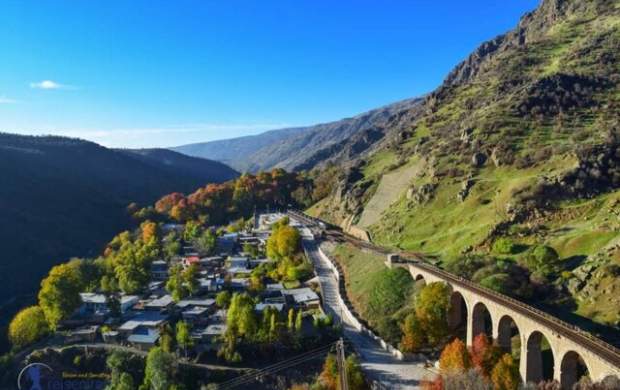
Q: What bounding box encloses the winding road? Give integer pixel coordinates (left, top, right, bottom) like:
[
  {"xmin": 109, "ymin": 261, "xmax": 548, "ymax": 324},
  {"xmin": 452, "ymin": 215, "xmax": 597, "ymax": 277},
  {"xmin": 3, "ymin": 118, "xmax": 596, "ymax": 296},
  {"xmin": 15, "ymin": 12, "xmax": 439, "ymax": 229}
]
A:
[{"xmin": 298, "ymin": 225, "xmax": 435, "ymax": 390}]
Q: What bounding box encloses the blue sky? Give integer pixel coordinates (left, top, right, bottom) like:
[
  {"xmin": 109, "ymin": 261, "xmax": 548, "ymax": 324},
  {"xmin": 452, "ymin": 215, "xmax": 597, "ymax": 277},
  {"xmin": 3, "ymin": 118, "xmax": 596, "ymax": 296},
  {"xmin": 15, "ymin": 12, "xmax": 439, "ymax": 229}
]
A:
[{"xmin": 0, "ymin": 1, "xmax": 539, "ymax": 148}]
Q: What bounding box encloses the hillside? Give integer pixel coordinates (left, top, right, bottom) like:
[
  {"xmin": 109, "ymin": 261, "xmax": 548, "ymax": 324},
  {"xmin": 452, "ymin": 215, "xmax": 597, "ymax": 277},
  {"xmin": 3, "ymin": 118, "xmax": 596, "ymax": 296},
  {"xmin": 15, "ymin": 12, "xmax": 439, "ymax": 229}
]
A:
[
  {"xmin": 0, "ymin": 133, "xmax": 238, "ymax": 347},
  {"xmin": 309, "ymin": 0, "xmax": 620, "ymax": 327},
  {"xmin": 172, "ymin": 98, "xmax": 422, "ymax": 172}
]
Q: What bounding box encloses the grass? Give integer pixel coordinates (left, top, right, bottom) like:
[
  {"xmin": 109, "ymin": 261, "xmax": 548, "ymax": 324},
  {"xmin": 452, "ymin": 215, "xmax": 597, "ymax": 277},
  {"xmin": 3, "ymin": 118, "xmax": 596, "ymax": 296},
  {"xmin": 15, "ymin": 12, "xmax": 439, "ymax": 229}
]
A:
[{"xmin": 329, "ymin": 243, "xmax": 387, "ymax": 316}]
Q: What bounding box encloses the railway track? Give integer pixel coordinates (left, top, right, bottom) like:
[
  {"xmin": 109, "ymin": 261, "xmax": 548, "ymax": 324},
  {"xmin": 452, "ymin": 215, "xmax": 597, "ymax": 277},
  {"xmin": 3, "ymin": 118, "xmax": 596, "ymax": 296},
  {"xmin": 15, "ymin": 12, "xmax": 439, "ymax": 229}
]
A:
[{"xmin": 287, "ymin": 209, "xmax": 620, "ymax": 369}]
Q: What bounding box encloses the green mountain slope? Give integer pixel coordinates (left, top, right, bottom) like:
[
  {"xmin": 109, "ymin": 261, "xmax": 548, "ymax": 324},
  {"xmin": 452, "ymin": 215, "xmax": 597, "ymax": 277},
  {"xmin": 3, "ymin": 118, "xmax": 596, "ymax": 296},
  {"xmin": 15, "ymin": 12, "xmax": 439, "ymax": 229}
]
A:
[{"xmin": 310, "ymin": 0, "xmax": 620, "ymax": 327}]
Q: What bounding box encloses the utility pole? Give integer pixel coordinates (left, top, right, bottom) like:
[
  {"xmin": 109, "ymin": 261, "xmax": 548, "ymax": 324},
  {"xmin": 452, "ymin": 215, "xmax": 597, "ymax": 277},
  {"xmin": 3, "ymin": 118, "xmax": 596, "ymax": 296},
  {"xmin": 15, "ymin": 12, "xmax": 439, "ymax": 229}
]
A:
[{"xmin": 336, "ymin": 338, "xmax": 349, "ymax": 390}]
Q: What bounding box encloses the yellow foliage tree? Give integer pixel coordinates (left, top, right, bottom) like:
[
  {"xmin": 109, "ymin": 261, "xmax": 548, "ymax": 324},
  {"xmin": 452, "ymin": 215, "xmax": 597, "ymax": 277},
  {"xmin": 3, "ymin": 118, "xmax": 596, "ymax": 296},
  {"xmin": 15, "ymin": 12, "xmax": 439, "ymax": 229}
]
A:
[
  {"xmin": 491, "ymin": 354, "xmax": 521, "ymax": 390},
  {"xmin": 9, "ymin": 306, "xmax": 49, "ymax": 349}
]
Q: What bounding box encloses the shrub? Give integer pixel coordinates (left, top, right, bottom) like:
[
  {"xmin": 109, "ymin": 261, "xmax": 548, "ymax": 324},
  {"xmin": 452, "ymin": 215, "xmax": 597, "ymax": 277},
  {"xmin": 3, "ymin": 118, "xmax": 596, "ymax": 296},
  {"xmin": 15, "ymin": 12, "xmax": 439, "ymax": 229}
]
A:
[
  {"xmin": 492, "ymin": 238, "xmax": 516, "ymax": 255},
  {"xmin": 519, "ymin": 245, "xmax": 561, "ymax": 277}
]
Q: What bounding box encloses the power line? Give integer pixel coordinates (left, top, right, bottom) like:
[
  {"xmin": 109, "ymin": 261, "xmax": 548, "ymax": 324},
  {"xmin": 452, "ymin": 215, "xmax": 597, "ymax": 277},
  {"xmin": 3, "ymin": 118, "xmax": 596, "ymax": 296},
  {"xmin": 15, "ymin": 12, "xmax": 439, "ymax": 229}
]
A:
[{"xmin": 217, "ymin": 342, "xmax": 337, "ymax": 389}]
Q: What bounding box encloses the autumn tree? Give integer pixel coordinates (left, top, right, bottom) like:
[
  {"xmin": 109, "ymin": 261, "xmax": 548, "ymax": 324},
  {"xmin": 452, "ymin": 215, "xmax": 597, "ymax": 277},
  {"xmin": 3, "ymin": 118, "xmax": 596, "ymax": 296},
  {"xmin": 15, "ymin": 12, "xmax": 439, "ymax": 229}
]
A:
[
  {"xmin": 439, "ymin": 338, "xmax": 472, "ymax": 374},
  {"xmin": 8, "ymin": 306, "xmax": 49, "ymax": 349},
  {"xmin": 318, "ymin": 353, "xmax": 338, "ymax": 390},
  {"xmin": 471, "ymin": 333, "xmax": 503, "ymax": 378},
  {"xmin": 491, "ymin": 354, "xmax": 521, "ymax": 390},
  {"xmin": 400, "ymin": 313, "xmax": 425, "ymax": 352},
  {"xmin": 415, "ymin": 282, "xmax": 450, "ymax": 345},
  {"xmin": 140, "ymin": 220, "xmax": 159, "ymax": 243}
]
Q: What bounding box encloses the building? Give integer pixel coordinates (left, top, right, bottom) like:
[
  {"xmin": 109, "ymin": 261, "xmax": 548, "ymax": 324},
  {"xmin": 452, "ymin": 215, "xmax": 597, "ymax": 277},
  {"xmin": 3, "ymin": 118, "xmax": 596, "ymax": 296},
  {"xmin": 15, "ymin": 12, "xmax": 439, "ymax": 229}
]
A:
[
  {"xmin": 216, "ymin": 233, "xmax": 238, "ymax": 255},
  {"xmin": 282, "ymin": 288, "xmax": 320, "ymax": 309},
  {"xmin": 78, "ymin": 293, "xmax": 138, "ymax": 316},
  {"xmin": 119, "ymin": 312, "xmax": 168, "ymax": 336},
  {"xmin": 127, "ymin": 327, "xmax": 160, "ymax": 351},
  {"xmin": 255, "ymin": 303, "xmax": 285, "ymax": 313},
  {"xmin": 144, "ymin": 295, "xmax": 174, "ymax": 312},
  {"xmin": 150, "ymin": 260, "xmax": 169, "ymax": 281}
]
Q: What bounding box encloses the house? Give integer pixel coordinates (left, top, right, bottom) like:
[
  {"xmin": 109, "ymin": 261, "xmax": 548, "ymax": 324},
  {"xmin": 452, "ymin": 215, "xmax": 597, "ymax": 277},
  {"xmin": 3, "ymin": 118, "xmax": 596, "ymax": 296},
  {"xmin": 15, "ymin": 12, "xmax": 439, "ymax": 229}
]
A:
[
  {"xmin": 66, "ymin": 325, "xmax": 99, "ymax": 343},
  {"xmin": 201, "ymin": 324, "xmax": 227, "ymax": 344},
  {"xmin": 127, "ymin": 326, "xmax": 160, "ymax": 351},
  {"xmin": 176, "ymin": 298, "xmax": 216, "ymax": 310},
  {"xmin": 255, "ymin": 303, "xmax": 285, "ymax": 313},
  {"xmin": 198, "ymin": 256, "xmax": 224, "ymax": 271},
  {"xmin": 162, "ymin": 223, "xmax": 184, "ymax": 234},
  {"xmin": 182, "ymin": 306, "xmax": 209, "ymax": 325},
  {"xmin": 211, "ymin": 309, "xmax": 227, "ymax": 324},
  {"xmin": 230, "ymin": 278, "xmax": 250, "ymax": 291},
  {"xmin": 216, "ymin": 233, "xmax": 238, "ymax": 255},
  {"xmin": 102, "ymin": 330, "xmax": 121, "ymax": 344},
  {"xmin": 282, "ymin": 288, "xmax": 320, "ymax": 309},
  {"xmin": 183, "ymin": 256, "xmax": 200, "ymax": 268},
  {"xmin": 144, "ymin": 295, "xmax": 174, "ymax": 312},
  {"xmin": 79, "ymin": 293, "xmax": 107, "ymax": 315},
  {"xmin": 119, "ymin": 312, "xmax": 168, "ymax": 335},
  {"xmin": 198, "ymin": 278, "xmax": 218, "ymax": 293},
  {"xmin": 150, "ymin": 260, "xmax": 168, "ymax": 281},
  {"xmin": 227, "ymin": 256, "xmax": 251, "ymax": 275},
  {"xmin": 78, "ymin": 293, "xmax": 138, "ymax": 316}
]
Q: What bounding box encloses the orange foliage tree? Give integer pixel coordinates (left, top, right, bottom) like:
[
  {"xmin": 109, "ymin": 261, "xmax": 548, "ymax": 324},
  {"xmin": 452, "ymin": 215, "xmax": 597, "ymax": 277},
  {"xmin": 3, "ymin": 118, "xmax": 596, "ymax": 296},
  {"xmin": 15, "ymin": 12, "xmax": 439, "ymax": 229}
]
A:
[
  {"xmin": 491, "ymin": 354, "xmax": 521, "ymax": 390},
  {"xmin": 439, "ymin": 338, "xmax": 472, "ymax": 374},
  {"xmin": 470, "ymin": 333, "xmax": 503, "ymax": 378}
]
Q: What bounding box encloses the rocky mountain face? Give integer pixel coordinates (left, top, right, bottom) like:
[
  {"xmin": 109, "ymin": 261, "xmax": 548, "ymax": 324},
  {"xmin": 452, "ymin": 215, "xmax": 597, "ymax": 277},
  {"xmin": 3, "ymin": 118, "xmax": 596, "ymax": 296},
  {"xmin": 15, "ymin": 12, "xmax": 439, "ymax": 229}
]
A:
[
  {"xmin": 308, "ymin": 0, "xmax": 620, "ymax": 327},
  {"xmin": 172, "ymin": 98, "xmax": 422, "ymax": 173}
]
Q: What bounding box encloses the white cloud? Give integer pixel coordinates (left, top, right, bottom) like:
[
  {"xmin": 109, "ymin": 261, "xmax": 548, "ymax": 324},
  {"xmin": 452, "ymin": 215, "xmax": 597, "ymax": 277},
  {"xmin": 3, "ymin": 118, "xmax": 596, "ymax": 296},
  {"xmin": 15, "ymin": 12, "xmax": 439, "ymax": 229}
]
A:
[
  {"xmin": 29, "ymin": 80, "xmax": 76, "ymax": 90},
  {"xmin": 0, "ymin": 96, "xmax": 17, "ymax": 104}
]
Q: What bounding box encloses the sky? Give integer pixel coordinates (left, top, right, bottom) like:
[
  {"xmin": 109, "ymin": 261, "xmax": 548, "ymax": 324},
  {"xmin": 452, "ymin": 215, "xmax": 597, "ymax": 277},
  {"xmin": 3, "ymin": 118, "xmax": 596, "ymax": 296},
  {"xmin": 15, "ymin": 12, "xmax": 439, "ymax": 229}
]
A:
[{"xmin": 0, "ymin": 0, "xmax": 540, "ymax": 148}]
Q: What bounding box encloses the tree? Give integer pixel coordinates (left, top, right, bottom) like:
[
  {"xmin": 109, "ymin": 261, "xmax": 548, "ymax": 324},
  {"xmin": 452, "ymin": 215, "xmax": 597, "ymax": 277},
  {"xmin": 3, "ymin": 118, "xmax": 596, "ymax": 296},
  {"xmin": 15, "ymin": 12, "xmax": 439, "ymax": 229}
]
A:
[
  {"xmin": 216, "ymin": 290, "xmax": 231, "ymax": 308},
  {"xmin": 166, "ymin": 264, "xmax": 189, "ymax": 302},
  {"xmin": 368, "ymin": 268, "xmax": 413, "ymax": 338},
  {"xmin": 415, "ymin": 282, "xmax": 450, "ymax": 346},
  {"xmin": 143, "ymin": 347, "xmax": 175, "ymax": 390},
  {"xmin": 439, "ymin": 338, "xmax": 472, "ymax": 374},
  {"xmin": 243, "ymin": 242, "xmax": 259, "ymax": 259},
  {"xmin": 176, "ymin": 321, "xmax": 194, "ymax": 358},
  {"xmin": 141, "ymin": 220, "xmax": 159, "ymax": 243},
  {"xmin": 345, "ymin": 355, "xmax": 368, "ymax": 390},
  {"xmin": 318, "ymin": 353, "xmax": 338, "ymax": 390},
  {"xmin": 106, "ymin": 350, "xmax": 142, "ymax": 390},
  {"xmin": 442, "ymin": 369, "xmax": 491, "ymax": 390},
  {"xmin": 159, "ymin": 324, "xmax": 175, "ymax": 353},
  {"xmin": 38, "ymin": 262, "xmax": 83, "ymax": 330},
  {"xmin": 183, "ymin": 263, "xmax": 200, "ymax": 296},
  {"xmin": 492, "ymin": 238, "xmax": 516, "ymax": 255},
  {"xmin": 288, "ymin": 308, "xmax": 296, "ymax": 331},
  {"xmin": 295, "ymin": 310, "xmax": 303, "ymax": 333},
  {"xmin": 400, "ymin": 313, "xmax": 425, "ymax": 352},
  {"xmin": 8, "ymin": 306, "xmax": 49, "ymax": 349},
  {"xmin": 194, "ymin": 229, "xmax": 216, "ymax": 256},
  {"xmin": 183, "ymin": 220, "xmax": 202, "ymax": 242},
  {"xmin": 519, "ymin": 245, "xmax": 561, "ymax": 277},
  {"xmin": 491, "ymin": 354, "xmax": 521, "ymax": 390},
  {"xmin": 470, "ymin": 334, "xmax": 503, "ymax": 378}
]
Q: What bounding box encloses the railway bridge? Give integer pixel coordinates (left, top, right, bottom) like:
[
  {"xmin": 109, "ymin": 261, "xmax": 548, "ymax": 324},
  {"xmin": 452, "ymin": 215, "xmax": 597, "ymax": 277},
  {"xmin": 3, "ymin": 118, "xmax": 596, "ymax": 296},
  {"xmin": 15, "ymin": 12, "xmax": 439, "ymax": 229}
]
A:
[{"xmin": 288, "ymin": 210, "xmax": 620, "ymax": 389}]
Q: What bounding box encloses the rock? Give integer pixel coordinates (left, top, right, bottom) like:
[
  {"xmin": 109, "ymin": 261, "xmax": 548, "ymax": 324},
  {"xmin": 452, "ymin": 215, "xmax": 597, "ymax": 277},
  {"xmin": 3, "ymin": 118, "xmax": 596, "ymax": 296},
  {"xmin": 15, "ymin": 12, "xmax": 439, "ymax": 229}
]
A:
[
  {"xmin": 567, "ymin": 278, "xmax": 584, "ymax": 295},
  {"xmin": 472, "ymin": 152, "xmax": 487, "ymax": 167}
]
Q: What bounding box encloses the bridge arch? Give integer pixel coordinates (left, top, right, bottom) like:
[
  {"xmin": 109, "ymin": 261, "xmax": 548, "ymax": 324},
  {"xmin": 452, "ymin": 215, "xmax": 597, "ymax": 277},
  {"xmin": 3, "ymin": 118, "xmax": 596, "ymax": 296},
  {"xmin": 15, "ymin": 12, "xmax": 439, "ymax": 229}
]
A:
[
  {"xmin": 471, "ymin": 301, "xmax": 493, "ymax": 340},
  {"xmin": 448, "ymin": 290, "xmax": 468, "ymax": 340},
  {"xmin": 496, "ymin": 315, "xmax": 521, "ymax": 359},
  {"xmin": 525, "ymin": 330, "xmax": 556, "ymax": 384},
  {"xmin": 560, "ymin": 350, "xmax": 590, "ymax": 389}
]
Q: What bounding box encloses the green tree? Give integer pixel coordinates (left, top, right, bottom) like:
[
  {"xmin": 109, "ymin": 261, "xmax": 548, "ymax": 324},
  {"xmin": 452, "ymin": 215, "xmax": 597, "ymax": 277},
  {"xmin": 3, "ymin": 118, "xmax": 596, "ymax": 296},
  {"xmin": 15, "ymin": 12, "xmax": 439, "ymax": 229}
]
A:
[
  {"xmin": 183, "ymin": 263, "xmax": 200, "ymax": 296},
  {"xmin": 295, "ymin": 310, "xmax": 303, "ymax": 333},
  {"xmin": 519, "ymin": 245, "xmax": 561, "ymax": 277},
  {"xmin": 159, "ymin": 324, "xmax": 175, "ymax": 353},
  {"xmin": 415, "ymin": 282, "xmax": 450, "ymax": 346},
  {"xmin": 143, "ymin": 347, "xmax": 175, "ymax": 390},
  {"xmin": 176, "ymin": 321, "xmax": 194, "ymax": 358},
  {"xmin": 106, "ymin": 350, "xmax": 142, "ymax": 390},
  {"xmin": 166, "ymin": 264, "xmax": 188, "ymax": 302},
  {"xmin": 183, "ymin": 220, "xmax": 202, "ymax": 242},
  {"xmin": 492, "ymin": 238, "xmax": 516, "ymax": 255},
  {"xmin": 38, "ymin": 262, "xmax": 83, "ymax": 330},
  {"xmin": 288, "ymin": 308, "xmax": 296, "ymax": 331},
  {"xmin": 216, "ymin": 290, "xmax": 231, "ymax": 308},
  {"xmin": 8, "ymin": 306, "xmax": 49, "ymax": 349},
  {"xmin": 194, "ymin": 229, "xmax": 216, "ymax": 256},
  {"xmin": 345, "ymin": 355, "xmax": 368, "ymax": 390},
  {"xmin": 367, "ymin": 268, "xmax": 413, "ymax": 335}
]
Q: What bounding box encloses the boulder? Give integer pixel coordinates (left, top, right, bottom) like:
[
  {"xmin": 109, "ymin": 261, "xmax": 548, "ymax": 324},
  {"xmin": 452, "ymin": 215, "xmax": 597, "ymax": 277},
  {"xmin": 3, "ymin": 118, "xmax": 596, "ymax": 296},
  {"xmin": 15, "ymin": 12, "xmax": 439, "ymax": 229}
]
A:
[{"xmin": 472, "ymin": 152, "xmax": 487, "ymax": 167}]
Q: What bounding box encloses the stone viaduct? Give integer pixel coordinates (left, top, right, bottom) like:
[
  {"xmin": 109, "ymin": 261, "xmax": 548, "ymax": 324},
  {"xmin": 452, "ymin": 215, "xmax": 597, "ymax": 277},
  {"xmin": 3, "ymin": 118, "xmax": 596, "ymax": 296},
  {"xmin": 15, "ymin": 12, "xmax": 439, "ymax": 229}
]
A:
[
  {"xmin": 286, "ymin": 210, "xmax": 620, "ymax": 390},
  {"xmin": 387, "ymin": 255, "xmax": 620, "ymax": 389}
]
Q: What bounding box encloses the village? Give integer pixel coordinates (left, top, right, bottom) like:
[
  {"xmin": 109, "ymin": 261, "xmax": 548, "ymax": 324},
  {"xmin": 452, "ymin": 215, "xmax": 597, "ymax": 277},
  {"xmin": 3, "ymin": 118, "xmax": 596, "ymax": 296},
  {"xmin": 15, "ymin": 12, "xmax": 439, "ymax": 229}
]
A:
[{"xmin": 58, "ymin": 213, "xmax": 326, "ymax": 359}]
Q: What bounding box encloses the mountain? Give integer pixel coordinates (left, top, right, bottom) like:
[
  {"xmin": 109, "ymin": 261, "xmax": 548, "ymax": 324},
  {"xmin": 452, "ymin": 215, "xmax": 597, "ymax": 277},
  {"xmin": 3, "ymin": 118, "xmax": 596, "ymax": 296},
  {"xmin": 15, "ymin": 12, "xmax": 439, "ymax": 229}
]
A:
[
  {"xmin": 308, "ymin": 0, "xmax": 620, "ymax": 327},
  {"xmin": 0, "ymin": 133, "xmax": 238, "ymax": 347},
  {"xmin": 172, "ymin": 98, "xmax": 422, "ymax": 172}
]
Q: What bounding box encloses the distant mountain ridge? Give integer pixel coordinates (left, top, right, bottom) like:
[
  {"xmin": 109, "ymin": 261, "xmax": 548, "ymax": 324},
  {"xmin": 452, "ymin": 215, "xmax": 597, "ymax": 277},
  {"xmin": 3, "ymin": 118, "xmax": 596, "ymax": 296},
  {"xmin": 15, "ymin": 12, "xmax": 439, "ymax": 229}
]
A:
[
  {"xmin": 172, "ymin": 98, "xmax": 422, "ymax": 172},
  {"xmin": 0, "ymin": 133, "xmax": 238, "ymax": 349}
]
